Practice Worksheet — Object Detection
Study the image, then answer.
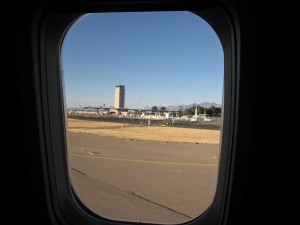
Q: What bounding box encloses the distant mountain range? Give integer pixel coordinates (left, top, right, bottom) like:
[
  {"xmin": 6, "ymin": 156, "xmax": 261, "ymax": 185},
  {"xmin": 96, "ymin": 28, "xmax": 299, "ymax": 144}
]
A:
[
  {"xmin": 68, "ymin": 102, "xmax": 222, "ymax": 111},
  {"xmin": 166, "ymin": 102, "xmax": 222, "ymax": 111}
]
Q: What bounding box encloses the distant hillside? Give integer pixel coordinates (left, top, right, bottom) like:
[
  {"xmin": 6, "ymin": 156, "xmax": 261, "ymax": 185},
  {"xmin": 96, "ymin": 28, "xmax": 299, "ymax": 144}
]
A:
[{"xmin": 68, "ymin": 102, "xmax": 222, "ymax": 111}]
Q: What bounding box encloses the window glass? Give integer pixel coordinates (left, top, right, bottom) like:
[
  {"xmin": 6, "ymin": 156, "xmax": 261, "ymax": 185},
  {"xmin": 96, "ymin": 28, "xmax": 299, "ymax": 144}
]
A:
[{"xmin": 61, "ymin": 11, "xmax": 223, "ymax": 224}]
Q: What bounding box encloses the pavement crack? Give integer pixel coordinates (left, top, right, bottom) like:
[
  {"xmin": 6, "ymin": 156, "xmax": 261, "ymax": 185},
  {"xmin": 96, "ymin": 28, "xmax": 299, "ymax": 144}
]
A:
[
  {"xmin": 128, "ymin": 192, "xmax": 192, "ymax": 219},
  {"xmin": 71, "ymin": 167, "xmax": 86, "ymax": 175}
]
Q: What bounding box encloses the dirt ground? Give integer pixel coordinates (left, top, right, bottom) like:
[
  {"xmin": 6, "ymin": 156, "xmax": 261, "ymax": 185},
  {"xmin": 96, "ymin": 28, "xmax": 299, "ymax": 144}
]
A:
[{"xmin": 67, "ymin": 118, "xmax": 221, "ymax": 144}]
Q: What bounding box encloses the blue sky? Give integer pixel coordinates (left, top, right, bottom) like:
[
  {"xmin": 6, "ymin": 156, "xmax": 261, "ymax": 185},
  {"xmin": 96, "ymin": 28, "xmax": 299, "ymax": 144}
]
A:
[{"xmin": 61, "ymin": 11, "xmax": 224, "ymax": 109}]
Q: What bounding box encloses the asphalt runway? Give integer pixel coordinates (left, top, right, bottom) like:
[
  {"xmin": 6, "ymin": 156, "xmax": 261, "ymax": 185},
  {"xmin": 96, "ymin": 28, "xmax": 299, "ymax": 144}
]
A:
[
  {"xmin": 68, "ymin": 115, "xmax": 221, "ymax": 130},
  {"xmin": 68, "ymin": 132, "xmax": 220, "ymax": 224}
]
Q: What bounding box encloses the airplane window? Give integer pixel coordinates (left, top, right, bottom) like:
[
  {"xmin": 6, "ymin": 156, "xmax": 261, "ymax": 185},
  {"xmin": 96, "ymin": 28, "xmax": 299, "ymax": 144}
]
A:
[{"xmin": 61, "ymin": 11, "xmax": 224, "ymax": 224}]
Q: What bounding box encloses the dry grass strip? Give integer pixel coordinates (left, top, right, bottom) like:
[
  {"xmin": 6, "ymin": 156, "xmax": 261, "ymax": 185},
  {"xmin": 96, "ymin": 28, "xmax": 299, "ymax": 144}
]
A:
[{"xmin": 67, "ymin": 118, "xmax": 220, "ymax": 144}]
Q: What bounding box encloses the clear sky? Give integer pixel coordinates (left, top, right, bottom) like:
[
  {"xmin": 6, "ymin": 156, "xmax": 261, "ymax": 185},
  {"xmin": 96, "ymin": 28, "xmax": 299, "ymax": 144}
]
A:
[{"xmin": 61, "ymin": 11, "xmax": 224, "ymax": 109}]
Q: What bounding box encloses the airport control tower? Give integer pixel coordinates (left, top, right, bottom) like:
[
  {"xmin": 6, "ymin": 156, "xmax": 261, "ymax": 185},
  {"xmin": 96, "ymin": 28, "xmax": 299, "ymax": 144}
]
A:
[{"xmin": 114, "ymin": 85, "xmax": 125, "ymax": 110}]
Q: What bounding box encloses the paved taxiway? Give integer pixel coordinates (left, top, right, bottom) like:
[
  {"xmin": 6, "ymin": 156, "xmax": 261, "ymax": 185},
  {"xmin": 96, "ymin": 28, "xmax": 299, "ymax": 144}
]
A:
[{"xmin": 68, "ymin": 133, "xmax": 219, "ymax": 224}]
